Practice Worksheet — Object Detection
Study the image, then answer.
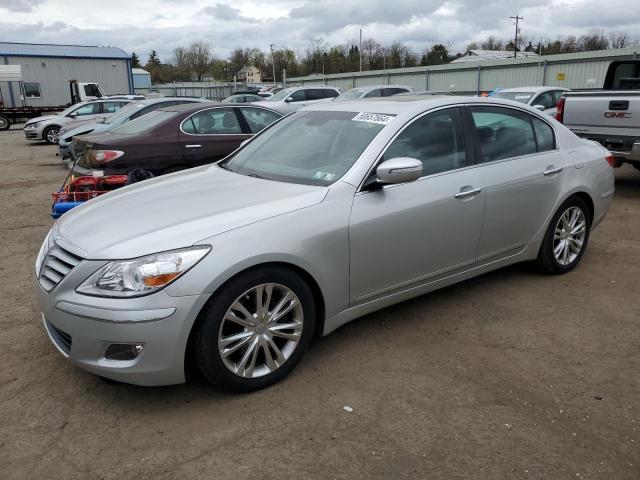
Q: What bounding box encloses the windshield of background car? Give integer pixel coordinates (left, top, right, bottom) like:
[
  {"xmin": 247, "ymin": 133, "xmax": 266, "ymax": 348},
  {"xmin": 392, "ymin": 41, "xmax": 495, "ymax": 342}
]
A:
[
  {"xmin": 491, "ymin": 91, "xmax": 534, "ymax": 103},
  {"xmin": 223, "ymin": 110, "xmax": 392, "ymax": 186},
  {"xmin": 334, "ymin": 88, "xmax": 367, "ymax": 101},
  {"xmin": 110, "ymin": 110, "xmax": 176, "ymax": 135},
  {"xmin": 103, "ymin": 102, "xmax": 144, "ymax": 124},
  {"xmin": 264, "ymin": 88, "xmax": 295, "ymax": 102}
]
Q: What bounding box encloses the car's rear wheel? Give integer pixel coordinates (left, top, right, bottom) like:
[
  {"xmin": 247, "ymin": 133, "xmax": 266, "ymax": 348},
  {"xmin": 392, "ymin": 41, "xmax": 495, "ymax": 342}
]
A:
[
  {"xmin": 43, "ymin": 126, "xmax": 60, "ymax": 144},
  {"xmin": 537, "ymin": 196, "xmax": 591, "ymax": 274},
  {"xmin": 194, "ymin": 267, "xmax": 316, "ymax": 392}
]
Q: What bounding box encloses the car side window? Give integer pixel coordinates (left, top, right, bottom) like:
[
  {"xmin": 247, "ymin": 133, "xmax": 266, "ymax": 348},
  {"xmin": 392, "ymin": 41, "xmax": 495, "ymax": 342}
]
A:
[
  {"xmin": 364, "ymin": 89, "xmax": 382, "ymax": 98},
  {"xmin": 288, "ymin": 90, "xmax": 306, "ymax": 102},
  {"xmin": 531, "ymin": 117, "xmax": 556, "ymax": 152},
  {"xmin": 533, "ymin": 92, "xmax": 555, "ymax": 109},
  {"xmin": 383, "ymin": 107, "xmax": 467, "ymax": 176},
  {"xmin": 72, "ymin": 103, "xmax": 100, "ymax": 116},
  {"xmin": 323, "ymin": 89, "xmax": 339, "ymax": 99},
  {"xmin": 102, "ymin": 102, "xmax": 124, "ymax": 113},
  {"xmin": 182, "ymin": 108, "xmax": 242, "ymax": 135},
  {"xmin": 238, "ymin": 108, "xmax": 281, "ymax": 134},
  {"xmin": 306, "ymin": 89, "xmax": 327, "ymax": 101},
  {"xmin": 470, "ymin": 106, "xmax": 537, "ymax": 162},
  {"xmin": 552, "ymin": 90, "xmax": 565, "ymax": 104}
]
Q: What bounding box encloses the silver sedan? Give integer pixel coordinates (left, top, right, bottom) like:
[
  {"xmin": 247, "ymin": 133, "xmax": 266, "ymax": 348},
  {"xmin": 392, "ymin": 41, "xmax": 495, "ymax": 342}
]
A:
[{"xmin": 35, "ymin": 96, "xmax": 615, "ymax": 391}]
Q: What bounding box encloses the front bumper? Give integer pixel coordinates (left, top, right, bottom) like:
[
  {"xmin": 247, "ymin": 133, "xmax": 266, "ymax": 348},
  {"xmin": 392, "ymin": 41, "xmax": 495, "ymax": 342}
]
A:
[
  {"xmin": 35, "ymin": 275, "xmax": 210, "ymax": 386},
  {"xmin": 24, "ymin": 127, "xmax": 42, "ymax": 140}
]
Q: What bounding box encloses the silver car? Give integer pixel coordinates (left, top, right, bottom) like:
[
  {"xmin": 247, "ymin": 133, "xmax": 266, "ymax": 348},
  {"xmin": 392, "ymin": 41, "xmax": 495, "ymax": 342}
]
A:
[
  {"xmin": 334, "ymin": 85, "xmax": 413, "ymax": 101},
  {"xmin": 259, "ymin": 86, "xmax": 340, "ymax": 114},
  {"xmin": 490, "ymin": 87, "xmax": 570, "ymax": 116},
  {"xmin": 24, "ymin": 99, "xmax": 132, "ymax": 144},
  {"xmin": 35, "ymin": 97, "xmax": 614, "ymax": 391}
]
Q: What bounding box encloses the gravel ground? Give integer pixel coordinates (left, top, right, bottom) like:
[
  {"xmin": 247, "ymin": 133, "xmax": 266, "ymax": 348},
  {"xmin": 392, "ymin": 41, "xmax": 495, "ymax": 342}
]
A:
[{"xmin": 1, "ymin": 125, "xmax": 639, "ymax": 480}]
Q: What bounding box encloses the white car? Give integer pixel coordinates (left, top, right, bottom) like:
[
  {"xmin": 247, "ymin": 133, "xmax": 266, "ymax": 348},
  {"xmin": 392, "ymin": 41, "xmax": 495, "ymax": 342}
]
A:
[
  {"xmin": 259, "ymin": 86, "xmax": 341, "ymax": 114},
  {"xmin": 490, "ymin": 87, "xmax": 569, "ymax": 116}
]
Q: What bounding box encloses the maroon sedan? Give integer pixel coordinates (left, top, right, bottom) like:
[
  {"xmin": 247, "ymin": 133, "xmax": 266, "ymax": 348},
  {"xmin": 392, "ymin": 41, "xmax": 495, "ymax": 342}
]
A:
[{"xmin": 71, "ymin": 103, "xmax": 283, "ymax": 176}]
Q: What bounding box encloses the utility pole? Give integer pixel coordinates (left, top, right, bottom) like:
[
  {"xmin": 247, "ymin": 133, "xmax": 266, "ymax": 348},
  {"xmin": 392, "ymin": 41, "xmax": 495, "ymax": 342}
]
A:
[
  {"xmin": 359, "ymin": 28, "xmax": 362, "ymax": 72},
  {"xmin": 510, "ymin": 14, "xmax": 523, "ymax": 58},
  {"xmin": 269, "ymin": 44, "xmax": 277, "ymax": 85}
]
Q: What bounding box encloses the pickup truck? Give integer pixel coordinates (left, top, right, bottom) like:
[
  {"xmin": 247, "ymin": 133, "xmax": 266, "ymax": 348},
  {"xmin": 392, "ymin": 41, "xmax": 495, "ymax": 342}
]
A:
[{"xmin": 556, "ymin": 60, "xmax": 640, "ymax": 170}]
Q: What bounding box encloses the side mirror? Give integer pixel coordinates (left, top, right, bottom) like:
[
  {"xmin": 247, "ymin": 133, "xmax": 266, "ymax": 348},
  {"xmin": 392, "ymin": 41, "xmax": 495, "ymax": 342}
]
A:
[
  {"xmin": 532, "ymin": 104, "xmax": 546, "ymax": 111},
  {"xmin": 285, "ymin": 97, "xmax": 294, "ymax": 103},
  {"xmin": 67, "ymin": 111, "xmax": 78, "ymax": 117},
  {"xmin": 376, "ymin": 157, "xmax": 423, "ymax": 184}
]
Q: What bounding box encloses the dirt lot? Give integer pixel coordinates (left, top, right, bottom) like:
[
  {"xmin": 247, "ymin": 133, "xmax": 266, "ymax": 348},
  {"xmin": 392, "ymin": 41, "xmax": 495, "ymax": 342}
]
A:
[{"xmin": 0, "ymin": 124, "xmax": 639, "ymax": 480}]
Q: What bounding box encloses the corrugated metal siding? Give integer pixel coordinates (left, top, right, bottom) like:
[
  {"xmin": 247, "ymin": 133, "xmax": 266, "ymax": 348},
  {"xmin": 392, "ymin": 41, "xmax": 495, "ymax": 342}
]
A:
[
  {"xmin": 1, "ymin": 56, "xmax": 131, "ymax": 107},
  {"xmin": 0, "ymin": 42, "xmax": 129, "ymax": 59},
  {"xmin": 289, "ymin": 47, "xmax": 640, "ymax": 94}
]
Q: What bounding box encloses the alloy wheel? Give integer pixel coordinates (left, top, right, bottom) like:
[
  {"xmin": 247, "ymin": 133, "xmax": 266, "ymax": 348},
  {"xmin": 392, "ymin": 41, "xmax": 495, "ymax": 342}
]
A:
[
  {"xmin": 46, "ymin": 128, "xmax": 59, "ymax": 143},
  {"xmin": 553, "ymin": 206, "xmax": 586, "ymax": 266},
  {"xmin": 217, "ymin": 283, "xmax": 304, "ymax": 378}
]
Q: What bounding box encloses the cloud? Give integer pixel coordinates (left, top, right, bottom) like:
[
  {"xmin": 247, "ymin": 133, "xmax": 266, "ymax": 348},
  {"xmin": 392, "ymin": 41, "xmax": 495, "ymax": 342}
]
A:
[
  {"xmin": 200, "ymin": 3, "xmax": 260, "ymax": 23},
  {"xmin": 0, "ymin": 0, "xmax": 44, "ymax": 12}
]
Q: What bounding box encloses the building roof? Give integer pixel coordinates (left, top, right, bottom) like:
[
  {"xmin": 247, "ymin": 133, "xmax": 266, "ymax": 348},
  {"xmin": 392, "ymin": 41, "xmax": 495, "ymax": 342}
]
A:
[
  {"xmin": 451, "ymin": 49, "xmax": 539, "ymax": 63},
  {"xmin": 132, "ymin": 68, "xmax": 150, "ymax": 75},
  {"xmin": 0, "ymin": 42, "xmax": 130, "ymax": 59},
  {"xmin": 237, "ymin": 65, "xmax": 259, "ymax": 74}
]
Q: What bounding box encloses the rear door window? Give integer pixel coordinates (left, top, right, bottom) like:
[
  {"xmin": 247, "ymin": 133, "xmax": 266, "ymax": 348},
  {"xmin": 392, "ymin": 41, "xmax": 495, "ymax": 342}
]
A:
[
  {"xmin": 364, "ymin": 89, "xmax": 382, "ymax": 98},
  {"xmin": 531, "ymin": 117, "xmax": 556, "ymax": 152},
  {"xmin": 288, "ymin": 90, "xmax": 306, "ymax": 102},
  {"xmin": 102, "ymin": 102, "xmax": 127, "ymax": 113},
  {"xmin": 306, "ymin": 89, "xmax": 326, "ymax": 101},
  {"xmin": 238, "ymin": 107, "xmax": 282, "ymax": 134},
  {"xmin": 323, "ymin": 89, "xmax": 339, "ymax": 98},
  {"xmin": 181, "ymin": 108, "xmax": 242, "ymax": 135},
  {"xmin": 470, "ymin": 106, "xmax": 538, "ymax": 162}
]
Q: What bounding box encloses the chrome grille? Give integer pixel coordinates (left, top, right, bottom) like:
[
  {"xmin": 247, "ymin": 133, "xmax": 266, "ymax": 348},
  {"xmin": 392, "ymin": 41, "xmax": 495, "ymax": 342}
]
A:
[{"xmin": 38, "ymin": 243, "xmax": 83, "ymax": 291}]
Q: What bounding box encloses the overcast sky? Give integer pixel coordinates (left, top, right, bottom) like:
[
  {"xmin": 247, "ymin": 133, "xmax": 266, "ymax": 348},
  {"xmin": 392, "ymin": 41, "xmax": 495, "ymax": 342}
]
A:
[{"xmin": 0, "ymin": 0, "xmax": 638, "ymax": 61}]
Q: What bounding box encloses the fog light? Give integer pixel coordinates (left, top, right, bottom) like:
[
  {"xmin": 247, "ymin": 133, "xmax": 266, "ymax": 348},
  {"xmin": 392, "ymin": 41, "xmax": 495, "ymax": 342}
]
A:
[{"xmin": 105, "ymin": 343, "xmax": 145, "ymax": 361}]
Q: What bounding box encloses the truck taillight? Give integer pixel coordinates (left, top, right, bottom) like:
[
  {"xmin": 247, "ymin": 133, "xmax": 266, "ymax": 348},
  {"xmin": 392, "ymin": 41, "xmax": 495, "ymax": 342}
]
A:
[
  {"xmin": 90, "ymin": 150, "xmax": 124, "ymax": 164},
  {"xmin": 605, "ymin": 153, "xmax": 618, "ymax": 168},
  {"xmin": 555, "ymin": 96, "xmax": 565, "ymax": 123}
]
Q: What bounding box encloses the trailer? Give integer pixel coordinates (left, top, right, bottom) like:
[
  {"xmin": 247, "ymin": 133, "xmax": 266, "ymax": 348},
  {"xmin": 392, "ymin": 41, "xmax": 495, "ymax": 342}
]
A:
[{"xmin": 0, "ymin": 65, "xmax": 108, "ymax": 130}]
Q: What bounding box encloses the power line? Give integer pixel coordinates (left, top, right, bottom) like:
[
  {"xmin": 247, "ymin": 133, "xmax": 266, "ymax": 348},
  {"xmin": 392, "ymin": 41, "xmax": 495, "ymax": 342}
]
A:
[{"xmin": 510, "ymin": 14, "xmax": 523, "ymax": 58}]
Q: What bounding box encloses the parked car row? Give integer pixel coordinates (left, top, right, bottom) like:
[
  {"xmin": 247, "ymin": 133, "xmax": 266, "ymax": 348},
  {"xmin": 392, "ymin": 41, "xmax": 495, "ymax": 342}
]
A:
[{"xmin": 34, "ymin": 90, "xmax": 615, "ymax": 392}]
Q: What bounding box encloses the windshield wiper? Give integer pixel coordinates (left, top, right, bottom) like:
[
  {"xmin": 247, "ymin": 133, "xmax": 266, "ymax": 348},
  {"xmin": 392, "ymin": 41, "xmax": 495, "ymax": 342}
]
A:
[{"xmin": 248, "ymin": 173, "xmax": 268, "ymax": 180}]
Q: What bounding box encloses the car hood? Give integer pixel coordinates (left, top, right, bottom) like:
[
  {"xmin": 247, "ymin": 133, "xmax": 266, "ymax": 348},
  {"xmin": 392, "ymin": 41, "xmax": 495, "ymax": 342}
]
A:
[
  {"xmin": 56, "ymin": 165, "xmax": 328, "ymax": 259},
  {"xmin": 25, "ymin": 114, "xmax": 61, "ymax": 125},
  {"xmin": 61, "ymin": 121, "xmax": 106, "ymax": 139}
]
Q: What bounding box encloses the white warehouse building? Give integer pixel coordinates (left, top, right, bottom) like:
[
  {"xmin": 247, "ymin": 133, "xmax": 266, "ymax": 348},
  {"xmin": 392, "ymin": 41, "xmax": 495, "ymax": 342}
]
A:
[{"xmin": 0, "ymin": 42, "xmax": 133, "ymax": 108}]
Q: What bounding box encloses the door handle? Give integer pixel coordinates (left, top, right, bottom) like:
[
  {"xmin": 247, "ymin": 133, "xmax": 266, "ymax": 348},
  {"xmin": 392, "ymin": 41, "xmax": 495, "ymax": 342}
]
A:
[
  {"xmin": 543, "ymin": 166, "xmax": 562, "ymax": 176},
  {"xmin": 185, "ymin": 144, "xmax": 202, "ymax": 149},
  {"xmin": 454, "ymin": 186, "xmax": 482, "ymax": 199}
]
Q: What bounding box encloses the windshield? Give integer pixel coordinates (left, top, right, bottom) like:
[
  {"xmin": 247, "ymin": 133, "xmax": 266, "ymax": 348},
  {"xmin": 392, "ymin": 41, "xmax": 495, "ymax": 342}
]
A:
[
  {"xmin": 264, "ymin": 88, "xmax": 295, "ymax": 102},
  {"xmin": 491, "ymin": 91, "xmax": 534, "ymax": 103},
  {"xmin": 334, "ymin": 88, "xmax": 367, "ymax": 101},
  {"xmin": 103, "ymin": 102, "xmax": 144, "ymax": 124},
  {"xmin": 222, "ymin": 110, "xmax": 391, "ymax": 186},
  {"xmin": 110, "ymin": 110, "xmax": 175, "ymax": 135}
]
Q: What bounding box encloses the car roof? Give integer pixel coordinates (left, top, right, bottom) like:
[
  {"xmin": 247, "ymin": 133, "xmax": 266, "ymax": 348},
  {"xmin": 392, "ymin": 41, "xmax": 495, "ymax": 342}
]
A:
[
  {"xmin": 156, "ymin": 102, "xmax": 281, "ymax": 115},
  {"xmin": 291, "ymin": 85, "xmax": 339, "ymax": 90},
  {"xmin": 496, "ymin": 86, "xmax": 569, "ymax": 93},
  {"xmin": 300, "ymin": 95, "xmax": 548, "ymax": 120}
]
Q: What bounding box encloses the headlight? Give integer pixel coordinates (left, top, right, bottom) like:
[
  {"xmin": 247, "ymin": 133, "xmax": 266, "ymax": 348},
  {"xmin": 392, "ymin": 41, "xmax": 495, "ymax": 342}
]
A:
[
  {"xmin": 76, "ymin": 246, "xmax": 210, "ymax": 298},
  {"xmin": 25, "ymin": 122, "xmax": 40, "ymax": 129}
]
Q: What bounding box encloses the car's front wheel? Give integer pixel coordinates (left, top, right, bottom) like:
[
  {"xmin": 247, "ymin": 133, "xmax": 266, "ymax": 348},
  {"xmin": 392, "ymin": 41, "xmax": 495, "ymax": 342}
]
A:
[
  {"xmin": 43, "ymin": 126, "xmax": 60, "ymax": 144},
  {"xmin": 194, "ymin": 267, "xmax": 316, "ymax": 392},
  {"xmin": 537, "ymin": 196, "xmax": 591, "ymax": 274}
]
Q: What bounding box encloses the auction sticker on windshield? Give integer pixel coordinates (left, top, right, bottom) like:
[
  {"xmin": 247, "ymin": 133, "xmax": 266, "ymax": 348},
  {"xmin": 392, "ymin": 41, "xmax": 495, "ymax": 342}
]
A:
[{"xmin": 352, "ymin": 112, "xmax": 395, "ymax": 125}]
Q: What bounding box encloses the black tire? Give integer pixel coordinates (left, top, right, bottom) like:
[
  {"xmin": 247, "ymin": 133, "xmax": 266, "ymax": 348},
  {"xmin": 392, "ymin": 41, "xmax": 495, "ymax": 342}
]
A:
[
  {"xmin": 633, "ymin": 163, "xmax": 640, "ymax": 172},
  {"xmin": 0, "ymin": 115, "xmax": 10, "ymax": 130},
  {"xmin": 194, "ymin": 266, "xmax": 316, "ymax": 392},
  {"xmin": 43, "ymin": 126, "xmax": 60, "ymax": 144},
  {"xmin": 537, "ymin": 196, "xmax": 592, "ymax": 274}
]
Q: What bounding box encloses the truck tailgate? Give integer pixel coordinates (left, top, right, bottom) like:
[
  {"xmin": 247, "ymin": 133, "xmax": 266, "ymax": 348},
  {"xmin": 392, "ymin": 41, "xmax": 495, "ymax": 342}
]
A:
[{"xmin": 563, "ymin": 92, "xmax": 640, "ymax": 137}]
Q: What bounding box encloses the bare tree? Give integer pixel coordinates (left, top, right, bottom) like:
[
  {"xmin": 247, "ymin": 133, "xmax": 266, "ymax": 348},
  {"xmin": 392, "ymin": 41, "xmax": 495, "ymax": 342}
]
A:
[
  {"xmin": 609, "ymin": 31, "xmax": 631, "ymax": 49},
  {"xmin": 578, "ymin": 29, "xmax": 609, "ymax": 51},
  {"xmin": 187, "ymin": 41, "xmax": 213, "ymax": 81}
]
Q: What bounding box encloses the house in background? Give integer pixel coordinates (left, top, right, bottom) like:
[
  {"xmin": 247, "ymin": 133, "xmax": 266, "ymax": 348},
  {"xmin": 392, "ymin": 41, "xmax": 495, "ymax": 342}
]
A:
[
  {"xmin": 452, "ymin": 50, "xmax": 539, "ymax": 63},
  {"xmin": 236, "ymin": 65, "xmax": 261, "ymax": 84}
]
